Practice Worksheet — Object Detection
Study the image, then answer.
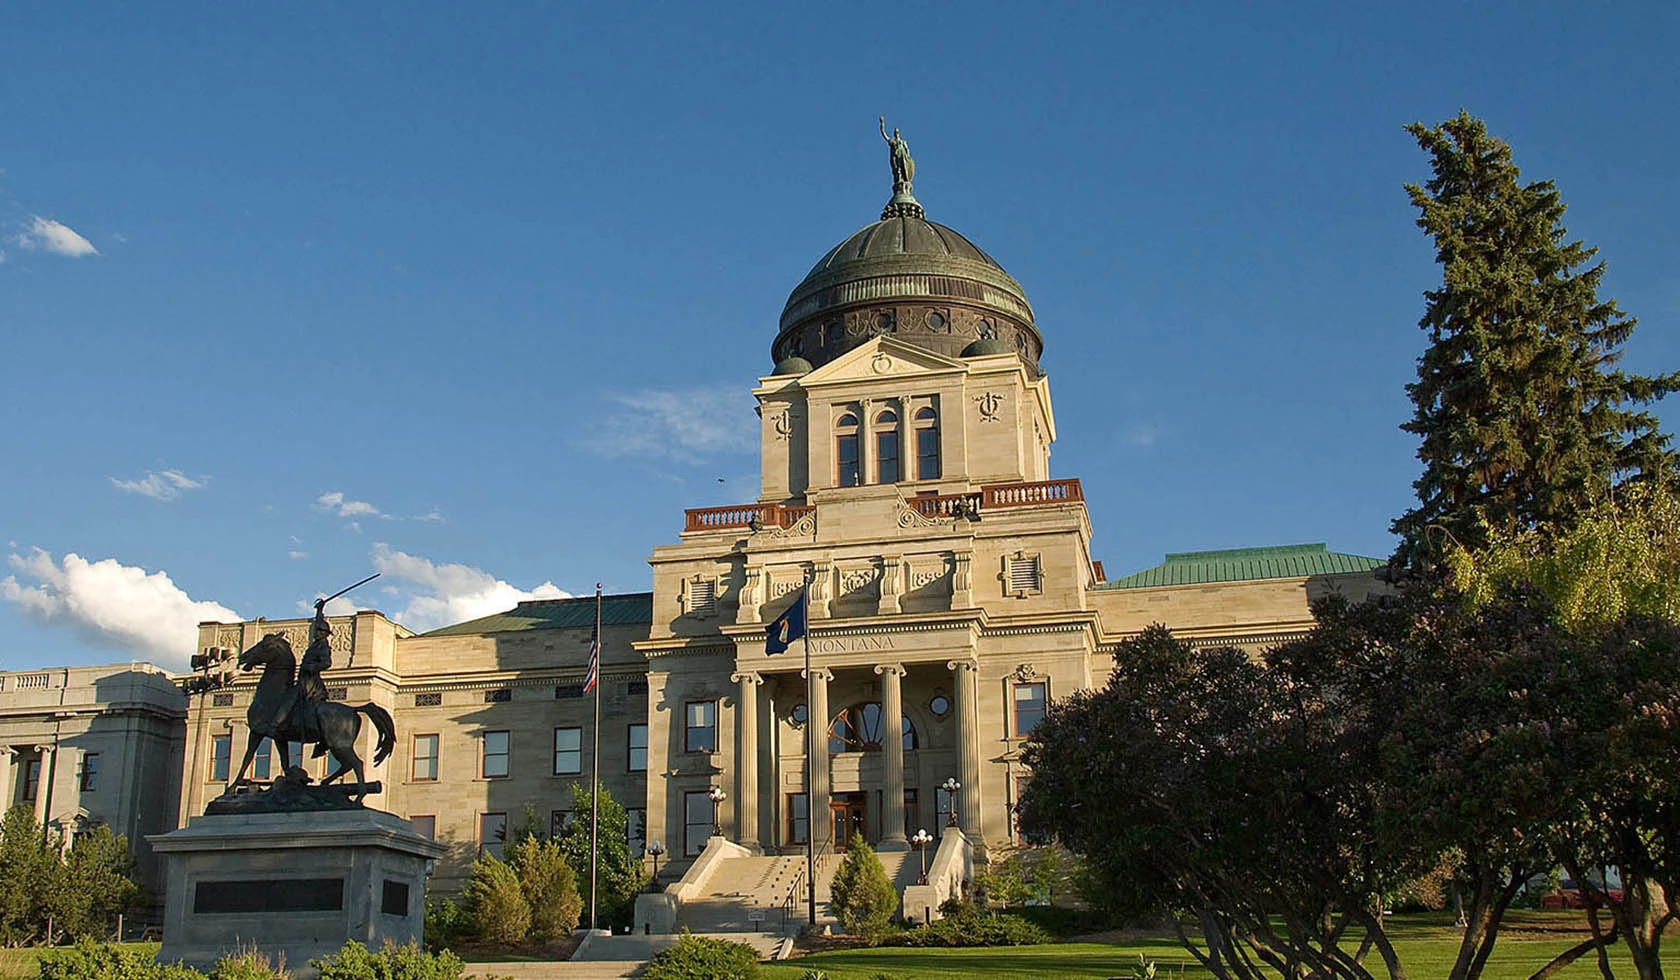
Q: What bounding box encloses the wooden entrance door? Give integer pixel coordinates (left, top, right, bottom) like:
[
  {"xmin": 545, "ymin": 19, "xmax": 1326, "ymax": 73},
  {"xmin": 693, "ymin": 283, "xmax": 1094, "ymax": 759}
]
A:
[{"xmin": 830, "ymin": 794, "xmax": 866, "ymax": 850}]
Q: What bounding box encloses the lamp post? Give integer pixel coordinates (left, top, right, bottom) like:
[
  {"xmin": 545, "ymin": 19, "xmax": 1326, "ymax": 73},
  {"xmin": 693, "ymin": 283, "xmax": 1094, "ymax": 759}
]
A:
[
  {"xmin": 707, "ymin": 785, "xmax": 727, "ymax": 837},
  {"xmin": 941, "ymin": 776, "xmax": 961, "ymax": 828},
  {"xmin": 646, "ymin": 840, "xmax": 665, "ymax": 890},
  {"xmin": 911, "ymin": 828, "xmax": 933, "ymax": 884}
]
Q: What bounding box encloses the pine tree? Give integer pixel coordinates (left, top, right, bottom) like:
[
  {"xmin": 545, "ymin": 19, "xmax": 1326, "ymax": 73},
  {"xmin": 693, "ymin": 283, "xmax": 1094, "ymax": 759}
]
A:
[
  {"xmin": 828, "ymin": 833, "xmax": 898, "ymax": 938},
  {"xmin": 1392, "ymin": 111, "xmax": 1679, "ymax": 566}
]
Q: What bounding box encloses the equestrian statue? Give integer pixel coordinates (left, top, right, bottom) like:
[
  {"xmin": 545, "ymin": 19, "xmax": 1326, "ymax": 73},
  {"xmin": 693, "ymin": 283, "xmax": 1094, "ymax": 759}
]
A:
[{"xmin": 229, "ymin": 574, "xmax": 394, "ymax": 804}]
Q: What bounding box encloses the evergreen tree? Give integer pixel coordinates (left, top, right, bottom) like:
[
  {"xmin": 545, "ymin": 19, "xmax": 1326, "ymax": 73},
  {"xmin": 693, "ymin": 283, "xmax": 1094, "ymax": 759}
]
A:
[
  {"xmin": 49, "ymin": 824, "xmax": 142, "ymax": 939},
  {"xmin": 462, "ymin": 855, "xmax": 530, "ymax": 944},
  {"xmin": 1392, "ymin": 111, "xmax": 1679, "ymax": 566},
  {"xmin": 828, "ymin": 833, "xmax": 898, "ymax": 939},
  {"xmin": 506, "ymin": 835, "xmax": 581, "ymax": 942},
  {"xmin": 0, "ymin": 805, "xmax": 52, "ymax": 944}
]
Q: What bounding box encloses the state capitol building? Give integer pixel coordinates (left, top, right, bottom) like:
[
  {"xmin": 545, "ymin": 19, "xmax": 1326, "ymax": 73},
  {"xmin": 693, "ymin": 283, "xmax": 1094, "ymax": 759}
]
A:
[{"xmin": 0, "ymin": 145, "xmax": 1384, "ymax": 903}]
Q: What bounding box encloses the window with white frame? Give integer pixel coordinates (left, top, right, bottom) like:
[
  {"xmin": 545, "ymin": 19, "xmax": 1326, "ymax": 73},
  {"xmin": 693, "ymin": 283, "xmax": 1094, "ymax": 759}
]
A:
[{"xmin": 553, "ymin": 727, "xmax": 582, "ymax": 775}]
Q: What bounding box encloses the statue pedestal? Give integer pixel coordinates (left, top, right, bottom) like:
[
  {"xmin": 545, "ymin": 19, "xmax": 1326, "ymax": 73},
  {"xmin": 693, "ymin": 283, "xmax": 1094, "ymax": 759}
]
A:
[{"xmin": 148, "ymin": 809, "xmax": 445, "ymax": 972}]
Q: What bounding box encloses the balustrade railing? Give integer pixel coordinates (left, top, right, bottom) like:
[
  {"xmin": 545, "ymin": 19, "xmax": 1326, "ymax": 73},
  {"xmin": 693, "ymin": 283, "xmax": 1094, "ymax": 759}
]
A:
[
  {"xmin": 683, "ymin": 503, "xmax": 815, "ymax": 533},
  {"xmin": 685, "ymin": 479, "xmax": 1082, "ymax": 533}
]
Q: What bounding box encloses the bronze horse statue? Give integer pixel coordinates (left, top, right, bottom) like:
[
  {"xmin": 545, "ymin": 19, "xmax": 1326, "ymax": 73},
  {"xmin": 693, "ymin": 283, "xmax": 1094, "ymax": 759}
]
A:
[{"xmin": 231, "ymin": 631, "xmax": 395, "ymax": 801}]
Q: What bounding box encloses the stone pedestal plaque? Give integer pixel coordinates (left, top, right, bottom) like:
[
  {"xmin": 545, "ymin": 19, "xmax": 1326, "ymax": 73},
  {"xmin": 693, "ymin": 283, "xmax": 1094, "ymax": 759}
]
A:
[{"xmin": 149, "ymin": 810, "xmax": 445, "ymax": 971}]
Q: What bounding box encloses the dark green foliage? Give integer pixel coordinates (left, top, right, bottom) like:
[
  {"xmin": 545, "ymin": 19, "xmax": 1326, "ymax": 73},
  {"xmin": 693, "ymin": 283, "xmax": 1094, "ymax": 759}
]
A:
[
  {"xmin": 882, "ymin": 901, "xmax": 1053, "ymax": 947},
  {"xmin": 505, "ymin": 836, "xmax": 581, "ymax": 941},
  {"xmin": 311, "ymin": 940, "xmax": 466, "ymax": 980},
  {"xmin": 1392, "ymin": 111, "xmax": 1679, "ymax": 567},
  {"xmin": 827, "ymin": 834, "xmax": 898, "ymax": 938},
  {"xmin": 205, "ymin": 948, "xmax": 286, "ymax": 980},
  {"xmin": 552, "ymin": 783, "xmax": 646, "ymax": 929},
  {"xmin": 422, "ymin": 898, "xmax": 470, "ymax": 952},
  {"xmin": 640, "ymin": 933, "xmax": 760, "ymax": 980},
  {"xmin": 461, "ymin": 856, "xmax": 529, "ymax": 945},
  {"xmin": 1, "ymin": 807, "xmax": 142, "ymax": 945},
  {"xmin": 37, "ymin": 940, "xmax": 202, "ymax": 980},
  {"xmin": 0, "ymin": 806, "xmax": 55, "ymax": 945}
]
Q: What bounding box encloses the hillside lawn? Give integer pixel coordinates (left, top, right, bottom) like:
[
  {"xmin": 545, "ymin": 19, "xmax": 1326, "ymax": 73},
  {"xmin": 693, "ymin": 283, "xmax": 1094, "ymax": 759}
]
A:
[{"xmin": 760, "ymin": 912, "xmax": 1680, "ymax": 979}]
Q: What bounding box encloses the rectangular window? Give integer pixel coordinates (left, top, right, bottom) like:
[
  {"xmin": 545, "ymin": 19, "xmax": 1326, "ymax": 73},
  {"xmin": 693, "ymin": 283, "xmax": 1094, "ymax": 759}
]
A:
[
  {"xmin": 627, "ymin": 724, "xmax": 648, "ymax": 772},
  {"xmin": 626, "ymin": 808, "xmax": 647, "ymax": 857},
  {"xmin": 554, "ymin": 684, "xmax": 585, "ymax": 699},
  {"xmin": 553, "ymin": 727, "xmax": 582, "ymax": 775},
  {"xmin": 413, "ymin": 734, "xmax": 440, "ymax": 781},
  {"xmin": 551, "ymin": 810, "xmax": 575, "ymax": 838},
  {"xmin": 211, "ymin": 735, "xmax": 232, "ymax": 782},
  {"xmin": 916, "ymin": 426, "xmax": 941, "ymax": 480},
  {"xmin": 903, "ymin": 788, "xmax": 919, "ymax": 841},
  {"xmin": 685, "ymin": 701, "xmax": 716, "ymax": 754},
  {"xmin": 78, "ymin": 752, "xmax": 100, "ymax": 792},
  {"xmin": 282, "ymin": 741, "xmax": 302, "ymax": 769},
  {"xmin": 876, "ymin": 430, "xmax": 900, "ymax": 484},
  {"xmin": 1014, "ymin": 682, "xmax": 1047, "ymax": 736},
  {"xmin": 252, "ymin": 739, "xmax": 272, "ymax": 780},
  {"xmin": 409, "ymin": 815, "xmax": 436, "ymax": 840},
  {"xmin": 21, "ymin": 759, "xmax": 41, "ymax": 801},
  {"xmin": 482, "ymin": 730, "xmax": 510, "ymax": 779},
  {"xmin": 837, "ymin": 434, "xmax": 860, "ymax": 487},
  {"xmin": 935, "ymin": 784, "xmax": 954, "ymax": 828},
  {"xmin": 786, "ymin": 793, "xmax": 809, "ymax": 845},
  {"xmin": 684, "ymin": 790, "xmax": 714, "ymax": 856},
  {"xmin": 479, "ymin": 812, "xmax": 507, "ymax": 859}
]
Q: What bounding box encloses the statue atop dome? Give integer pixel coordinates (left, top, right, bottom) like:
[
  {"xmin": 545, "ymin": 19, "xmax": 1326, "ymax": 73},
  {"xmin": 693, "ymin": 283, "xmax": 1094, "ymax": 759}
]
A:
[{"xmin": 880, "ymin": 116, "xmax": 915, "ymax": 189}]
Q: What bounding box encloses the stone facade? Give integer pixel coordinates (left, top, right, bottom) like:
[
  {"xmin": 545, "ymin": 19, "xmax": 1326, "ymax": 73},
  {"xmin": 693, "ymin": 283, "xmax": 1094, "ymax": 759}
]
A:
[{"xmin": 0, "ymin": 664, "xmax": 187, "ymax": 891}]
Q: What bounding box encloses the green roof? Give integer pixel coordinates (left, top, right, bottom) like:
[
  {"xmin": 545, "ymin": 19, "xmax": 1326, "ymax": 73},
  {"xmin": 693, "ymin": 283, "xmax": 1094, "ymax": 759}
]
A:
[
  {"xmin": 1096, "ymin": 543, "xmax": 1383, "ymax": 590},
  {"xmin": 421, "ymin": 592, "xmax": 654, "ymax": 637}
]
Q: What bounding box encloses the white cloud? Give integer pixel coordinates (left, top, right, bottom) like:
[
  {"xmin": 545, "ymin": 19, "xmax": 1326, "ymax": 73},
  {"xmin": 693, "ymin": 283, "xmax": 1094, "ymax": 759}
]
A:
[
  {"xmin": 288, "ymin": 550, "xmax": 308, "ymax": 560},
  {"xmin": 1, "ymin": 549, "xmax": 241, "ymax": 670},
  {"xmin": 111, "ymin": 469, "xmax": 206, "ymax": 501},
  {"xmin": 371, "ymin": 543, "xmax": 569, "ymax": 632},
  {"xmin": 14, "ymin": 216, "xmax": 98, "ymax": 258},
  {"xmin": 317, "ymin": 491, "xmax": 384, "ymax": 519},
  {"xmin": 586, "ymin": 386, "xmax": 756, "ymax": 461}
]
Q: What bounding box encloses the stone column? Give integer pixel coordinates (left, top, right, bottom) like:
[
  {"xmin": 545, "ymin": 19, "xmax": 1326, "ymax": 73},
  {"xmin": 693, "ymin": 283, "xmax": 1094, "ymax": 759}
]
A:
[
  {"xmin": 946, "ymin": 661, "xmax": 981, "ymax": 837},
  {"xmin": 730, "ymin": 671, "xmax": 763, "ymax": 850},
  {"xmin": 0, "ymin": 747, "xmax": 13, "ymax": 810},
  {"xmin": 33, "ymin": 744, "xmax": 53, "ymax": 827},
  {"xmin": 805, "ymin": 667, "xmax": 832, "ymax": 850},
  {"xmin": 876, "ymin": 664, "xmax": 908, "ymax": 850}
]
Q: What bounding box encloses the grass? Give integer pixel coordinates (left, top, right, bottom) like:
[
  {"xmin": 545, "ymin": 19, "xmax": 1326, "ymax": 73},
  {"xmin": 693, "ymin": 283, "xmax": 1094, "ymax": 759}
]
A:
[{"xmin": 758, "ymin": 912, "xmax": 1680, "ymax": 979}]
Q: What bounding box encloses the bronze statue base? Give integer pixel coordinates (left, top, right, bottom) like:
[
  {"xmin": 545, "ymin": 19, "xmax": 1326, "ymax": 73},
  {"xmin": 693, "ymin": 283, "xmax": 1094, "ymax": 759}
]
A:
[{"xmin": 205, "ymin": 766, "xmax": 384, "ymax": 815}]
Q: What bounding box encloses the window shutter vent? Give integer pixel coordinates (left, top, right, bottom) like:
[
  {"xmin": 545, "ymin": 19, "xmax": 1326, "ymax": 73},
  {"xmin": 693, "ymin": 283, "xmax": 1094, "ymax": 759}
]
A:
[
  {"xmin": 1008, "ymin": 556, "xmax": 1040, "ymax": 594},
  {"xmin": 690, "ymin": 579, "xmax": 717, "ymax": 615}
]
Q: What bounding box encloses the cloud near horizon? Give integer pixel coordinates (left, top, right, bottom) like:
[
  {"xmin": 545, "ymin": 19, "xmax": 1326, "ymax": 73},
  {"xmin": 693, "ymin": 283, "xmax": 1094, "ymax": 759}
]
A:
[
  {"xmin": 0, "ymin": 549, "xmax": 242, "ymax": 670},
  {"xmin": 111, "ymin": 469, "xmax": 206, "ymax": 501},
  {"xmin": 14, "ymin": 216, "xmax": 99, "ymax": 257},
  {"xmin": 371, "ymin": 544, "xmax": 570, "ymax": 632}
]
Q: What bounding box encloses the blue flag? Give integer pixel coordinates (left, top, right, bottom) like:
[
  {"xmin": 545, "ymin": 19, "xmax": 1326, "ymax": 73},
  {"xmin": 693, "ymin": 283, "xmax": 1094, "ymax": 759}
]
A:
[{"xmin": 765, "ymin": 590, "xmax": 807, "ymax": 655}]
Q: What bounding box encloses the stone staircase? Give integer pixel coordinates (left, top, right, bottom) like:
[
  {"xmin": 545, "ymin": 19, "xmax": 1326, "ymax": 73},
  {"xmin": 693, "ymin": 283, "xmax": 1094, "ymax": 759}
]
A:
[{"xmin": 676, "ymin": 853, "xmax": 817, "ymax": 934}]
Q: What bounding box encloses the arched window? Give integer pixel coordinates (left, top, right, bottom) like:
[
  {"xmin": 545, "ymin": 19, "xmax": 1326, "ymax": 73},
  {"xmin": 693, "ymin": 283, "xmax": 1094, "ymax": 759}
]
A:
[
  {"xmin": 836, "ymin": 412, "xmax": 860, "ymax": 487},
  {"xmin": 828, "ymin": 703, "xmax": 917, "ymax": 753},
  {"xmin": 914, "ymin": 406, "xmax": 940, "ymax": 480},
  {"xmin": 874, "ymin": 409, "xmax": 900, "ymax": 484}
]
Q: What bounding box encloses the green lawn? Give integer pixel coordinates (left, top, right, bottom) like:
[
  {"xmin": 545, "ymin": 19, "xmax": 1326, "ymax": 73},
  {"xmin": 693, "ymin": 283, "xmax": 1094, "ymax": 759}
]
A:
[{"xmin": 759, "ymin": 913, "xmax": 1680, "ymax": 979}]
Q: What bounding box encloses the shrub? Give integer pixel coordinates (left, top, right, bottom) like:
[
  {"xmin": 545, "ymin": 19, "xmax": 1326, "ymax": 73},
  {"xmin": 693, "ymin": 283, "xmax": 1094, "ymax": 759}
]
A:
[
  {"xmin": 462, "ymin": 856, "xmax": 530, "ymax": 945},
  {"xmin": 882, "ymin": 900, "xmax": 1053, "ymax": 948},
  {"xmin": 506, "ymin": 836, "xmax": 582, "ymax": 942},
  {"xmin": 641, "ymin": 933, "xmax": 759, "ymax": 980},
  {"xmin": 827, "ymin": 834, "xmax": 898, "ymax": 939},
  {"xmin": 423, "ymin": 897, "xmax": 471, "ymax": 950},
  {"xmin": 312, "ymin": 940, "xmax": 465, "ymax": 980},
  {"xmin": 207, "ymin": 947, "xmax": 287, "ymax": 980},
  {"xmin": 37, "ymin": 939, "xmax": 204, "ymax": 980}
]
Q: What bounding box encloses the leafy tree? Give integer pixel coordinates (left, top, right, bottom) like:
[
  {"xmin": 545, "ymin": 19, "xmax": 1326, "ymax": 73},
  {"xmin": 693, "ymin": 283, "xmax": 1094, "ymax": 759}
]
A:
[
  {"xmin": 828, "ymin": 833, "xmax": 898, "ymax": 938},
  {"xmin": 462, "ymin": 854, "xmax": 529, "ymax": 945},
  {"xmin": 1392, "ymin": 110, "xmax": 1678, "ymax": 567},
  {"xmin": 0, "ymin": 805, "xmax": 52, "ymax": 945},
  {"xmin": 49, "ymin": 824, "xmax": 143, "ymax": 939},
  {"xmin": 506, "ymin": 835, "xmax": 582, "ymax": 942},
  {"xmin": 553, "ymin": 782, "xmax": 646, "ymax": 929}
]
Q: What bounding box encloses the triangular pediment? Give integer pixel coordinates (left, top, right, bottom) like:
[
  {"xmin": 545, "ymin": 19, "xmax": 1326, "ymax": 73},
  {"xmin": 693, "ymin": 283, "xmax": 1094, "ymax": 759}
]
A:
[{"xmin": 792, "ymin": 337, "xmax": 969, "ymax": 388}]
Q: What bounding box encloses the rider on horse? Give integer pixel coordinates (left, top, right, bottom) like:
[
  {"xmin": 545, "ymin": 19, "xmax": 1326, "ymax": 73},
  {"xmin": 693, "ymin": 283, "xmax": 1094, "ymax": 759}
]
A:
[{"xmin": 275, "ymin": 599, "xmax": 333, "ymax": 745}]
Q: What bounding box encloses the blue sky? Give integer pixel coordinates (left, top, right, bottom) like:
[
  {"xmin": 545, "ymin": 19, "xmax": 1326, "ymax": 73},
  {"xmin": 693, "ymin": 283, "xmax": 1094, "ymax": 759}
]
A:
[{"xmin": 3, "ymin": 3, "xmax": 1677, "ymax": 672}]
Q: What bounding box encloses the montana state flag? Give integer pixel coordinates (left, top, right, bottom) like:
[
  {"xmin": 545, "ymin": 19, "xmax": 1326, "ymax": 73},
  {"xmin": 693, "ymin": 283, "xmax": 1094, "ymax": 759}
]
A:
[{"xmin": 765, "ymin": 590, "xmax": 807, "ymax": 655}]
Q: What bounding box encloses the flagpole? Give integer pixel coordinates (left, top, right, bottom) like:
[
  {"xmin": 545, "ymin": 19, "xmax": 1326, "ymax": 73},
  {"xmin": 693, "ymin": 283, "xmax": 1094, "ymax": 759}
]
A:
[
  {"xmin": 803, "ymin": 576, "xmax": 816, "ymax": 926},
  {"xmin": 589, "ymin": 583, "xmax": 602, "ymax": 933}
]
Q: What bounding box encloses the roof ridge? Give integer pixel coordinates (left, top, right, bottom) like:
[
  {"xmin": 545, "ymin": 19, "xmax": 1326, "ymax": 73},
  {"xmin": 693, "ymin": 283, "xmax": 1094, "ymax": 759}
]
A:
[
  {"xmin": 513, "ymin": 590, "xmax": 653, "ymax": 610},
  {"xmin": 1163, "ymin": 543, "xmax": 1330, "ymax": 562}
]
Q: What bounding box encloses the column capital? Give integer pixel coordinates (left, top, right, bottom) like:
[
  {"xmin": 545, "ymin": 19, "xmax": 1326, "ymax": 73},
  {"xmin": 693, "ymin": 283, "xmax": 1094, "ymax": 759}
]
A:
[
  {"xmin": 0, "ymin": 746, "xmax": 13, "ymax": 758},
  {"xmin": 944, "ymin": 659, "xmax": 978, "ymax": 674},
  {"xmin": 33, "ymin": 743, "xmax": 53, "ymax": 754},
  {"xmin": 729, "ymin": 671, "xmax": 765, "ymax": 686},
  {"xmin": 873, "ymin": 663, "xmax": 907, "ymax": 678},
  {"xmin": 801, "ymin": 667, "xmax": 834, "ymax": 683}
]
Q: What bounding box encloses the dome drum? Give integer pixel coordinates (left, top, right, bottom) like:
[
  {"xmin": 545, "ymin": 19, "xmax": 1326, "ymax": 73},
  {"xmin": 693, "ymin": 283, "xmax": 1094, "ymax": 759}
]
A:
[{"xmin": 772, "ymin": 302, "xmax": 1040, "ymax": 369}]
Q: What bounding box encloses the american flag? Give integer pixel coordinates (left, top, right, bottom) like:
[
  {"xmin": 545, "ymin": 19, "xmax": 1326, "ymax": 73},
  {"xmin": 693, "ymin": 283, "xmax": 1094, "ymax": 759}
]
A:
[{"xmin": 582, "ymin": 626, "xmax": 599, "ymax": 694}]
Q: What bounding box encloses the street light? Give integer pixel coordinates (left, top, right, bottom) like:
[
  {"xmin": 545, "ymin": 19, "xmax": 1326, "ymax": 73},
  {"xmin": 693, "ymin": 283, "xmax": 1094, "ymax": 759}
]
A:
[
  {"xmin": 941, "ymin": 777, "xmax": 961, "ymax": 827},
  {"xmin": 646, "ymin": 840, "xmax": 665, "ymax": 890},
  {"xmin": 707, "ymin": 785, "xmax": 727, "ymax": 837},
  {"xmin": 911, "ymin": 828, "xmax": 934, "ymax": 883}
]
